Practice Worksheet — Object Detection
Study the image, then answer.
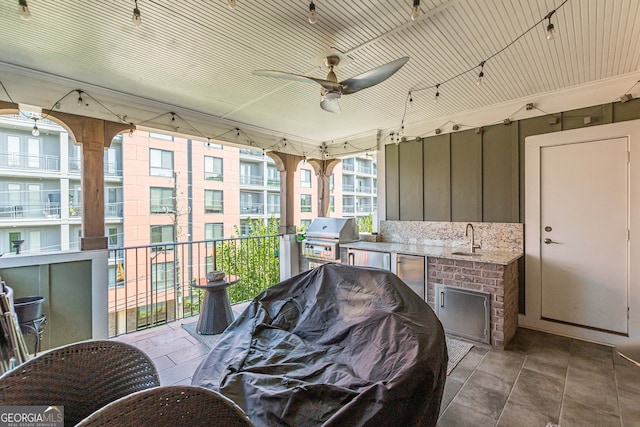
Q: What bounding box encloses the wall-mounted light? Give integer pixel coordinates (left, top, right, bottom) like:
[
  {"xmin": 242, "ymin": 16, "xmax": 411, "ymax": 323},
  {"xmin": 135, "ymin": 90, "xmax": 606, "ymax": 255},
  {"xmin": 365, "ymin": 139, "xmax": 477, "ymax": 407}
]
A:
[
  {"xmin": 32, "ymin": 119, "xmax": 40, "ymax": 136},
  {"xmin": 308, "ymin": 1, "xmax": 317, "ymax": 24},
  {"xmin": 410, "ymin": 0, "xmax": 421, "ymax": 21},
  {"xmin": 18, "ymin": 0, "xmax": 31, "ymax": 20},
  {"xmin": 434, "ymin": 128, "xmax": 442, "ymax": 135},
  {"xmin": 620, "ymin": 94, "xmax": 633, "ymax": 103},
  {"xmin": 132, "ymin": 0, "xmax": 142, "ymax": 27}
]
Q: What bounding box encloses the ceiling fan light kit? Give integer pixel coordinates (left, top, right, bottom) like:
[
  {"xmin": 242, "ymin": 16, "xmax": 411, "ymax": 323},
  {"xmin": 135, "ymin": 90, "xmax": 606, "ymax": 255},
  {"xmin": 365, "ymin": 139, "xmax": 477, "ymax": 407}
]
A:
[{"xmin": 253, "ymin": 53, "xmax": 409, "ymax": 113}]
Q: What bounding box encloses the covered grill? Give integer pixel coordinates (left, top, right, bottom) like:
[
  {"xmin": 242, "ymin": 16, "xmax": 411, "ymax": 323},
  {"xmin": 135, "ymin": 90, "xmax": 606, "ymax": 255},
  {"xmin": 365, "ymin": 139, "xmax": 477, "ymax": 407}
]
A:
[{"xmin": 302, "ymin": 217, "xmax": 359, "ymax": 261}]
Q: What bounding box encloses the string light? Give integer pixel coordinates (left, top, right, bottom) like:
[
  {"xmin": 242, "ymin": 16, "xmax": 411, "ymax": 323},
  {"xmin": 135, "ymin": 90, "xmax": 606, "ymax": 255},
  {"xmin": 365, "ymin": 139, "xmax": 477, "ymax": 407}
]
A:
[
  {"xmin": 31, "ymin": 118, "xmax": 39, "ymax": 136},
  {"xmin": 18, "ymin": 0, "xmax": 31, "ymax": 20},
  {"xmin": 409, "ymin": 91, "xmax": 413, "ymax": 105},
  {"xmin": 76, "ymin": 90, "xmax": 84, "ymax": 106},
  {"xmin": 129, "ymin": 123, "xmax": 135, "ymax": 137},
  {"xmin": 132, "ymin": 0, "xmax": 142, "ymax": 27},
  {"xmin": 545, "ymin": 10, "xmax": 557, "ymax": 40},
  {"xmin": 410, "ymin": 0, "xmax": 421, "ymax": 21},
  {"xmin": 227, "ymin": 0, "xmax": 237, "ymax": 10},
  {"xmin": 434, "ymin": 84, "xmax": 440, "ymax": 103},
  {"xmin": 477, "ymin": 61, "xmax": 485, "ymax": 85},
  {"xmin": 308, "ymin": 1, "xmax": 317, "ymax": 24}
]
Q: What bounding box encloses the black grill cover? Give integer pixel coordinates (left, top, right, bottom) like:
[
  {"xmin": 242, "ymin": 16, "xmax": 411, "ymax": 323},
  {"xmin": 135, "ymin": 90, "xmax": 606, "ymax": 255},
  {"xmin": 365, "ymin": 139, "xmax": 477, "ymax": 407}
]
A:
[{"xmin": 191, "ymin": 263, "xmax": 447, "ymax": 426}]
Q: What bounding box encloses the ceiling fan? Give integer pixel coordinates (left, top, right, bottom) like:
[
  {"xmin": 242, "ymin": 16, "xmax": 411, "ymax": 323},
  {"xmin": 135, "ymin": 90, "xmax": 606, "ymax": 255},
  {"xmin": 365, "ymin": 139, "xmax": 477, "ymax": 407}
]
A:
[{"xmin": 253, "ymin": 55, "xmax": 410, "ymax": 113}]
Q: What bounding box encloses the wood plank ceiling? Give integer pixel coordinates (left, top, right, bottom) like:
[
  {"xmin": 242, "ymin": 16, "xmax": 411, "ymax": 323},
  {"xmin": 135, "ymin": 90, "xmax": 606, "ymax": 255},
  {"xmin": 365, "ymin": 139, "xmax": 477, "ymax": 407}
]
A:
[{"xmin": 0, "ymin": 0, "xmax": 639, "ymax": 156}]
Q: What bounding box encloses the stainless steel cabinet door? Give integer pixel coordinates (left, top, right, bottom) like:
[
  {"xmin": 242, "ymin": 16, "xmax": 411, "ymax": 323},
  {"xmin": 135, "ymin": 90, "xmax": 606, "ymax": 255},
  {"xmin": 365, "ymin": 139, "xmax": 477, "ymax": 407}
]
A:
[{"xmin": 396, "ymin": 254, "xmax": 425, "ymax": 299}]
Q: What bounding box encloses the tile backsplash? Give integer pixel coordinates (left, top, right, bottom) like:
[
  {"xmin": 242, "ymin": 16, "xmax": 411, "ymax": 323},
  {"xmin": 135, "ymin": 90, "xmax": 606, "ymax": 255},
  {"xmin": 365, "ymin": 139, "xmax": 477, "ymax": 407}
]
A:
[{"xmin": 379, "ymin": 221, "xmax": 523, "ymax": 252}]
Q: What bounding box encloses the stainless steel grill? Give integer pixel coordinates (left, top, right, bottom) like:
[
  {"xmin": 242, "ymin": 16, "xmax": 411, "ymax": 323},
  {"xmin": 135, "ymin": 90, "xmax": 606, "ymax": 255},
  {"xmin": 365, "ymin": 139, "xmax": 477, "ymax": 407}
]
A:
[{"xmin": 303, "ymin": 218, "xmax": 359, "ymax": 261}]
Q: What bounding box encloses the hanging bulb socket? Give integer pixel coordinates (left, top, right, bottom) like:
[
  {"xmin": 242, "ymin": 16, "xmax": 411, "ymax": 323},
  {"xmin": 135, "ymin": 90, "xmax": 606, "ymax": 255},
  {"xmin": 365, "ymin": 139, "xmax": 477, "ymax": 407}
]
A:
[
  {"xmin": 434, "ymin": 84, "xmax": 440, "ymax": 103},
  {"xmin": 409, "ymin": 91, "xmax": 413, "ymax": 104},
  {"xmin": 76, "ymin": 90, "xmax": 84, "ymax": 106},
  {"xmin": 227, "ymin": 0, "xmax": 237, "ymax": 10},
  {"xmin": 31, "ymin": 119, "xmax": 39, "ymax": 137},
  {"xmin": 132, "ymin": 0, "xmax": 142, "ymax": 26},
  {"xmin": 18, "ymin": 0, "xmax": 31, "ymax": 20},
  {"xmin": 477, "ymin": 61, "xmax": 485, "ymax": 85},
  {"xmin": 545, "ymin": 10, "xmax": 557, "ymax": 40},
  {"xmin": 308, "ymin": 1, "xmax": 317, "ymax": 24},
  {"xmin": 411, "ymin": 0, "xmax": 421, "ymax": 21}
]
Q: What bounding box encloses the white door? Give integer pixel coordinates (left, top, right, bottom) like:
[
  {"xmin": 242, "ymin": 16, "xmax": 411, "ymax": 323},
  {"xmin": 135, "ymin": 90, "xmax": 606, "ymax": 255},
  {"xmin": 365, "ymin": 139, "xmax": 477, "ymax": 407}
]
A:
[{"xmin": 540, "ymin": 137, "xmax": 628, "ymax": 334}]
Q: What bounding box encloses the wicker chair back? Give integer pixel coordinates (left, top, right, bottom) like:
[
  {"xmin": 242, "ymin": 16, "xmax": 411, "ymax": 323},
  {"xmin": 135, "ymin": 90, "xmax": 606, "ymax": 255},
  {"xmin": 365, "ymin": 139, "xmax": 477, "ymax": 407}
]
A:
[
  {"xmin": 0, "ymin": 340, "xmax": 160, "ymax": 426},
  {"xmin": 76, "ymin": 385, "xmax": 254, "ymax": 426}
]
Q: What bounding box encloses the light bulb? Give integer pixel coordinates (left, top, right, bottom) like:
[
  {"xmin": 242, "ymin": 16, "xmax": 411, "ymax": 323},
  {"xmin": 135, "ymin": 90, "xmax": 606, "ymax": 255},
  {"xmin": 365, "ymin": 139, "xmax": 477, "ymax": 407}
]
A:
[
  {"xmin": 477, "ymin": 70, "xmax": 484, "ymax": 85},
  {"xmin": 434, "ymin": 85, "xmax": 440, "ymax": 103},
  {"xmin": 410, "ymin": 0, "xmax": 420, "ymax": 21},
  {"xmin": 132, "ymin": 1, "xmax": 141, "ymax": 27},
  {"xmin": 18, "ymin": 0, "xmax": 31, "ymax": 20},
  {"xmin": 77, "ymin": 91, "xmax": 84, "ymax": 106},
  {"xmin": 32, "ymin": 122, "xmax": 39, "ymax": 137},
  {"xmin": 227, "ymin": 0, "xmax": 236, "ymax": 10},
  {"xmin": 546, "ymin": 21, "xmax": 557, "ymax": 40},
  {"xmin": 308, "ymin": 2, "xmax": 317, "ymax": 24}
]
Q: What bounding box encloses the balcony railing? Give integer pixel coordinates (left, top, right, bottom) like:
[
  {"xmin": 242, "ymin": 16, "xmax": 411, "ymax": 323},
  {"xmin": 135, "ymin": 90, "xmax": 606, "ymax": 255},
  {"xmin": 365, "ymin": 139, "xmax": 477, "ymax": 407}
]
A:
[
  {"xmin": 108, "ymin": 235, "xmax": 281, "ymax": 337},
  {"xmin": 0, "ymin": 151, "xmax": 60, "ymax": 171},
  {"xmin": 240, "ymin": 175, "xmax": 264, "ymax": 186},
  {"xmin": 356, "ymin": 185, "xmax": 371, "ymax": 193},
  {"xmin": 342, "ymin": 163, "xmax": 355, "ymax": 171},
  {"xmin": 343, "ymin": 205, "xmax": 355, "ymax": 214},
  {"xmin": 240, "ymin": 203, "xmax": 264, "ymax": 215},
  {"xmin": 343, "ymin": 184, "xmax": 354, "ymax": 192}
]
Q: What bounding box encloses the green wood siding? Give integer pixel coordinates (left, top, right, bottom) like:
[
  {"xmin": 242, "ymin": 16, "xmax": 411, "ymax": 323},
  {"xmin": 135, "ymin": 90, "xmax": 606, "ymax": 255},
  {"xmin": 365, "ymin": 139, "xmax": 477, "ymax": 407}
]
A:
[
  {"xmin": 398, "ymin": 139, "xmax": 423, "ymax": 220},
  {"xmin": 385, "ymin": 144, "xmax": 400, "ymax": 220},
  {"xmin": 423, "ymin": 134, "xmax": 451, "ymax": 221},
  {"xmin": 451, "ymin": 130, "xmax": 482, "ymax": 222},
  {"xmin": 483, "ymin": 124, "xmax": 519, "ymax": 222}
]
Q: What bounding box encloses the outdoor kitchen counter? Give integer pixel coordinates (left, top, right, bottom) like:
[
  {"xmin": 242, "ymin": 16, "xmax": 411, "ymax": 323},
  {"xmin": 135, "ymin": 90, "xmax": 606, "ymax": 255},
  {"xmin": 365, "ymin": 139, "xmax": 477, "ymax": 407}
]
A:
[{"xmin": 341, "ymin": 241, "xmax": 523, "ymax": 265}]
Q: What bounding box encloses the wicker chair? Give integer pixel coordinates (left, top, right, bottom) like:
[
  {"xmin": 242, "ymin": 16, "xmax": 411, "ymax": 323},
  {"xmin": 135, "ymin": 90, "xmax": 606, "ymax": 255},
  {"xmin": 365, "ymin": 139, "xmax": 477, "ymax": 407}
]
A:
[
  {"xmin": 76, "ymin": 385, "xmax": 254, "ymax": 427},
  {"xmin": 0, "ymin": 339, "xmax": 160, "ymax": 427}
]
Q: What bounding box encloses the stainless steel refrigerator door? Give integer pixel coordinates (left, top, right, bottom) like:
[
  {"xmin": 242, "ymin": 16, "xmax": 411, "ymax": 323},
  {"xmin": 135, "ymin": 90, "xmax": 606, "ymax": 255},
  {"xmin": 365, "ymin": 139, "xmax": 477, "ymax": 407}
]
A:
[
  {"xmin": 396, "ymin": 254, "xmax": 425, "ymax": 299},
  {"xmin": 348, "ymin": 249, "xmax": 391, "ymax": 271}
]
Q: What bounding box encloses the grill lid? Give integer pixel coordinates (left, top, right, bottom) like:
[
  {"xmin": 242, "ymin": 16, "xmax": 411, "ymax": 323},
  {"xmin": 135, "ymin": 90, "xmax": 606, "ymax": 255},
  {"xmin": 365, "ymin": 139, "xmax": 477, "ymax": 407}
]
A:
[{"xmin": 305, "ymin": 217, "xmax": 359, "ymax": 242}]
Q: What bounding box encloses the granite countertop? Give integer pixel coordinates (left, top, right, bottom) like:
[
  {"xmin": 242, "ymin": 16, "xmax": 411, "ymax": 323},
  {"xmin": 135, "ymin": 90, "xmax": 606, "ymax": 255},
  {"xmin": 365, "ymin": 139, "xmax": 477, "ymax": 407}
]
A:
[{"xmin": 341, "ymin": 241, "xmax": 523, "ymax": 265}]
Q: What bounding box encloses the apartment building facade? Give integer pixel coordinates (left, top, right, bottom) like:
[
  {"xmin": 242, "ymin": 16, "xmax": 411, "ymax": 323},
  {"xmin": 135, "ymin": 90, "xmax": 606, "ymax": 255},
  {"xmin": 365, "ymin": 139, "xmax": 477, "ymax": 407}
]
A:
[{"xmin": 0, "ymin": 114, "xmax": 376, "ymax": 263}]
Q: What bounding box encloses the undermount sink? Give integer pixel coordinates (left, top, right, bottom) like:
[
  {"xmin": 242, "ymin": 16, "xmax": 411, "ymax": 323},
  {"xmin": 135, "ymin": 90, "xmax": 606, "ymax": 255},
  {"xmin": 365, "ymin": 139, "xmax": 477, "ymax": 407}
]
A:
[{"xmin": 451, "ymin": 251, "xmax": 482, "ymax": 257}]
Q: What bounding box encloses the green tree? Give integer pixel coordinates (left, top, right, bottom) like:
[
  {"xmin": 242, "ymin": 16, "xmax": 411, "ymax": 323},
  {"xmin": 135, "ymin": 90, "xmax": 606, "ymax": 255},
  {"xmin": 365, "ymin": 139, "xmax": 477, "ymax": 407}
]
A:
[
  {"xmin": 215, "ymin": 217, "xmax": 281, "ymax": 304},
  {"xmin": 356, "ymin": 213, "xmax": 373, "ymax": 233}
]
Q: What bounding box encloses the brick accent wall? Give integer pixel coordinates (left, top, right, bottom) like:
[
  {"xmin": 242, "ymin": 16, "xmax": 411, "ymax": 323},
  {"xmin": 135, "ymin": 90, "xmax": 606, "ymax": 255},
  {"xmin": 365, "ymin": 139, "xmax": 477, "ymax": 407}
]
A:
[{"xmin": 427, "ymin": 257, "xmax": 519, "ymax": 348}]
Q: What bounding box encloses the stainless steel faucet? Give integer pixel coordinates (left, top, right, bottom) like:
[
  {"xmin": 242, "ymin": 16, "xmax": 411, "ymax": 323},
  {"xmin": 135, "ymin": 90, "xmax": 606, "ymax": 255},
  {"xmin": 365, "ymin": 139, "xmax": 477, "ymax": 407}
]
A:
[{"xmin": 465, "ymin": 223, "xmax": 481, "ymax": 253}]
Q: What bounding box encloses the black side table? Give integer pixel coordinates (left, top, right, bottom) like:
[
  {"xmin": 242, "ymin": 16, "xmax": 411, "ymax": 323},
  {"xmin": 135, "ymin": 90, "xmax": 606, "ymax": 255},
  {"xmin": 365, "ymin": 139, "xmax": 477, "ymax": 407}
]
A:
[{"xmin": 190, "ymin": 274, "xmax": 238, "ymax": 335}]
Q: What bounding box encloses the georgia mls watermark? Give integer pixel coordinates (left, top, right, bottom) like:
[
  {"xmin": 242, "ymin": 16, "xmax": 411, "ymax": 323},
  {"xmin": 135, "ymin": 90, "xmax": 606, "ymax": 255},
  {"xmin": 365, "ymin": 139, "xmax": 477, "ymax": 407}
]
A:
[{"xmin": 0, "ymin": 406, "xmax": 64, "ymax": 427}]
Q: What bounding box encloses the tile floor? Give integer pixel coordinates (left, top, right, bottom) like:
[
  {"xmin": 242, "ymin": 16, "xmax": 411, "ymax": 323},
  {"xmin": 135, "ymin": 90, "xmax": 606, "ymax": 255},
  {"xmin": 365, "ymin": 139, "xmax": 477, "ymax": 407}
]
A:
[{"xmin": 116, "ymin": 321, "xmax": 640, "ymax": 427}]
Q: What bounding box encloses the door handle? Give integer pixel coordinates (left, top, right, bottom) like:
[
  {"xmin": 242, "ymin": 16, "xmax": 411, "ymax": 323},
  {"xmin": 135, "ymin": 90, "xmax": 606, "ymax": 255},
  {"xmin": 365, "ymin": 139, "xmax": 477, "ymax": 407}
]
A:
[
  {"xmin": 544, "ymin": 238, "xmax": 559, "ymax": 244},
  {"xmin": 348, "ymin": 252, "xmax": 354, "ymax": 265},
  {"xmin": 440, "ymin": 291, "xmax": 445, "ymax": 308}
]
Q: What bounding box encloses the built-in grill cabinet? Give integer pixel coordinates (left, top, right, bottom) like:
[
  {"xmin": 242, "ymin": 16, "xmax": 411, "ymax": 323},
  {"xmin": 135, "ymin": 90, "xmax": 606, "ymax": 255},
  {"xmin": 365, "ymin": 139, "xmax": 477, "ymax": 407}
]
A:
[{"xmin": 303, "ymin": 218, "xmax": 359, "ymax": 263}]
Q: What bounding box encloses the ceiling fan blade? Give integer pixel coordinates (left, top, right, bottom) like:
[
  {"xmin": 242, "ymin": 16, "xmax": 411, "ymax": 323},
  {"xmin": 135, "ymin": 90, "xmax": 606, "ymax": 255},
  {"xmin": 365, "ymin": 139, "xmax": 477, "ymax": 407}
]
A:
[
  {"xmin": 320, "ymin": 99, "xmax": 341, "ymax": 114},
  {"xmin": 253, "ymin": 70, "xmax": 342, "ymax": 92},
  {"xmin": 340, "ymin": 57, "xmax": 410, "ymax": 95}
]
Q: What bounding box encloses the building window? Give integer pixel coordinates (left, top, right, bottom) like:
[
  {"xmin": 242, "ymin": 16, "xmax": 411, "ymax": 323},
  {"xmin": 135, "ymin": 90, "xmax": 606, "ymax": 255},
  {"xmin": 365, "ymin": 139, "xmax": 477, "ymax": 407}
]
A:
[
  {"xmin": 205, "ymin": 190, "xmax": 223, "ymax": 213},
  {"xmin": 150, "ymin": 225, "xmax": 174, "ymax": 251},
  {"xmin": 149, "ymin": 148, "xmax": 173, "ymax": 177},
  {"xmin": 108, "ymin": 227, "xmax": 119, "ymax": 247},
  {"xmin": 301, "ymin": 169, "xmax": 312, "ymax": 188},
  {"xmin": 150, "ymin": 187, "xmax": 174, "ymax": 214},
  {"xmin": 300, "ymin": 194, "xmax": 312, "ymax": 213},
  {"xmin": 329, "ymin": 196, "xmax": 335, "ymax": 213},
  {"xmin": 267, "ymin": 165, "xmax": 280, "ymax": 186},
  {"xmin": 205, "ymin": 223, "xmax": 224, "ymax": 240},
  {"xmin": 205, "ymin": 156, "xmax": 223, "ymax": 181},
  {"xmin": 150, "ymin": 261, "xmax": 176, "ymax": 291},
  {"xmin": 329, "ymin": 174, "xmax": 335, "ymax": 190},
  {"xmin": 300, "ymin": 219, "xmax": 311, "ymax": 229},
  {"xmin": 149, "ymin": 132, "xmax": 174, "ymax": 141},
  {"xmin": 204, "ymin": 141, "xmax": 223, "ymax": 149},
  {"xmin": 9, "ymin": 232, "xmax": 21, "ymax": 254}
]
